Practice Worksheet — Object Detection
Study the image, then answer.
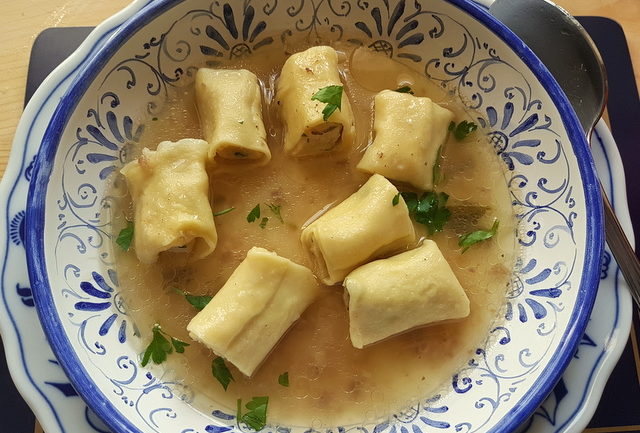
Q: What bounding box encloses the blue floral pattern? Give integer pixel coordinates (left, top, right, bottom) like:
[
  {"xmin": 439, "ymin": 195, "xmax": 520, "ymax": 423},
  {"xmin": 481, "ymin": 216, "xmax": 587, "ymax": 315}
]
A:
[{"xmin": 35, "ymin": 0, "xmax": 595, "ymax": 432}]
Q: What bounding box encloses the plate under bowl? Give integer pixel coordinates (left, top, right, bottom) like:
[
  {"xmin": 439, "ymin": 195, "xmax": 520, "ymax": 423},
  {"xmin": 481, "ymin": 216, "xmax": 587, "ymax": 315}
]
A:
[{"xmin": 25, "ymin": 0, "xmax": 603, "ymax": 432}]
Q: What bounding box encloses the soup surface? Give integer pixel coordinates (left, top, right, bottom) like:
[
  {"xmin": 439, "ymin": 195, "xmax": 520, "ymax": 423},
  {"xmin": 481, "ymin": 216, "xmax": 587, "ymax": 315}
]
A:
[{"xmin": 114, "ymin": 42, "xmax": 516, "ymax": 427}]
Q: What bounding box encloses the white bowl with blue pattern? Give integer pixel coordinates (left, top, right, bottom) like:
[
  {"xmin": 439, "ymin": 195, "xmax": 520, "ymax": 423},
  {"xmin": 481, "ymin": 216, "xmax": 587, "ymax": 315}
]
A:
[{"xmin": 24, "ymin": 0, "xmax": 605, "ymax": 432}]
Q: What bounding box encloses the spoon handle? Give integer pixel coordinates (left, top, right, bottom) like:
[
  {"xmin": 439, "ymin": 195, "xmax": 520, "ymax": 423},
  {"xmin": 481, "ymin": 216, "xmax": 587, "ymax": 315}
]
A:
[{"xmin": 601, "ymin": 182, "xmax": 640, "ymax": 306}]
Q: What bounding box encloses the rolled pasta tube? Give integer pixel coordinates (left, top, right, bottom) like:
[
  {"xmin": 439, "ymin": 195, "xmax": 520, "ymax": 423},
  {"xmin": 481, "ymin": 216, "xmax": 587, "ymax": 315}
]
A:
[
  {"xmin": 187, "ymin": 247, "xmax": 320, "ymax": 376},
  {"xmin": 357, "ymin": 90, "xmax": 454, "ymax": 191},
  {"xmin": 120, "ymin": 138, "xmax": 217, "ymax": 264},
  {"xmin": 277, "ymin": 46, "xmax": 356, "ymax": 157},
  {"xmin": 344, "ymin": 240, "xmax": 470, "ymax": 349},
  {"xmin": 195, "ymin": 68, "xmax": 270, "ymax": 165},
  {"xmin": 301, "ymin": 174, "xmax": 415, "ymax": 285}
]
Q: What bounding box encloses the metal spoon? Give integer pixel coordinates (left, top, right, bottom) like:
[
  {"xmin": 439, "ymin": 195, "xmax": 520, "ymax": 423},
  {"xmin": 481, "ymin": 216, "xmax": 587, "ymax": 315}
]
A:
[{"xmin": 486, "ymin": 0, "xmax": 640, "ymax": 306}]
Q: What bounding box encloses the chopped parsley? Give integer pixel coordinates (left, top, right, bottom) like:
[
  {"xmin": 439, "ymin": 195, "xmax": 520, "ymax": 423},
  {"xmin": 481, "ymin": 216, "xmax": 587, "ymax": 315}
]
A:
[
  {"xmin": 278, "ymin": 372, "xmax": 289, "ymax": 387},
  {"xmin": 448, "ymin": 120, "xmax": 478, "ymax": 141},
  {"xmin": 174, "ymin": 288, "xmax": 212, "ymax": 311},
  {"xmin": 247, "ymin": 204, "xmax": 261, "ymax": 223},
  {"xmin": 116, "ymin": 221, "xmax": 134, "ymax": 251},
  {"xmin": 267, "ymin": 203, "xmax": 284, "ymax": 223},
  {"xmin": 141, "ymin": 324, "xmax": 189, "ymax": 367},
  {"xmin": 237, "ymin": 396, "xmax": 269, "ymax": 431},
  {"xmin": 392, "ymin": 193, "xmax": 401, "ymax": 206},
  {"xmin": 259, "ymin": 217, "xmax": 269, "ymax": 229},
  {"xmin": 458, "ymin": 219, "xmax": 499, "ymax": 253},
  {"xmin": 213, "ymin": 207, "xmax": 235, "ymax": 217},
  {"xmin": 311, "ymin": 85, "xmax": 343, "ymax": 121},
  {"xmin": 212, "ymin": 357, "xmax": 234, "ymax": 391},
  {"xmin": 394, "ymin": 85, "xmax": 414, "ymax": 94},
  {"xmin": 401, "ymin": 191, "xmax": 451, "ymax": 235}
]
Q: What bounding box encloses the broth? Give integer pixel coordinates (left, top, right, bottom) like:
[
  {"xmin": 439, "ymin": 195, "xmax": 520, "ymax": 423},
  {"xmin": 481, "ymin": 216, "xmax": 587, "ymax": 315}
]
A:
[{"xmin": 114, "ymin": 42, "xmax": 516, "ymax": 427}]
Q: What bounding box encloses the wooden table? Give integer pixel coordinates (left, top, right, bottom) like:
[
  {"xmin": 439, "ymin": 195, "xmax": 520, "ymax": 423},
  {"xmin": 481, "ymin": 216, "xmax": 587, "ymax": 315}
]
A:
[{"xmin": 0, "ymin": 1, "xmax": 638, "ymax": 432}]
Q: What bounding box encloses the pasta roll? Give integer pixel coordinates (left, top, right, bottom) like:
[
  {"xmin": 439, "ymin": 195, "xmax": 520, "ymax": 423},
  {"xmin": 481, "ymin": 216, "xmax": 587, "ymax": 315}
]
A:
[
  {"xmin": 357, "ymin": 90, "xmax": 454, "ymax": 190},
  {"xmin": 301, "ymin": 174, "xmax": 415, "ymax": 285},
  {"xmin": 187, "ymin": 247, "xmax": 320, "ymax": 376},
  {"xmin": 120, "ymin": 138, "xmax": 217, "ymax": 264},
  {"xmin": 277, "ymin": 46, "xmax": 356, "ymax": 157},
  {"xmin": 344, "ymin": 240, "xmax": 470, "ymax": 349},
  {"xmin": 195, "ymin": 68, "xmax": 270, "ymax": 165}
]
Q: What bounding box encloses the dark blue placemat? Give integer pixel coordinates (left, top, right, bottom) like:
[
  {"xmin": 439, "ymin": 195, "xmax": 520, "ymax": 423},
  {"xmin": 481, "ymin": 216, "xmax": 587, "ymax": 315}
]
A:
[{"xmin": 2, "ymin": 19, "xmax": 638, "ymax": 433}]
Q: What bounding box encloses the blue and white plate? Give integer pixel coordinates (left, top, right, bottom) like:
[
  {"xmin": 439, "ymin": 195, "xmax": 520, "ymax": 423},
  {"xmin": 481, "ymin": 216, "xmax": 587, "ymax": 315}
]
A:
[{"xmin": 0, "ymin": 0, "xmax": 633, "ymax": 432}]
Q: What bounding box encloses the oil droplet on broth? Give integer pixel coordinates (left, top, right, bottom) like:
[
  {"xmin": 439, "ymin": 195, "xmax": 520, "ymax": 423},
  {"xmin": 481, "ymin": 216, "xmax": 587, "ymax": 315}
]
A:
[{"xmin": 113, "ymin": 41, "xmax": 516, "ymax": 427}]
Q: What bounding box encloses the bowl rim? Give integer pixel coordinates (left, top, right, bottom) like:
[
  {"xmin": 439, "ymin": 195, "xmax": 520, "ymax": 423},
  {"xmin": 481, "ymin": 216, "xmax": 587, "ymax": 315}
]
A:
[{"xmin": 24, "ymin": 0, "xmax": 604, "ymax": 432}]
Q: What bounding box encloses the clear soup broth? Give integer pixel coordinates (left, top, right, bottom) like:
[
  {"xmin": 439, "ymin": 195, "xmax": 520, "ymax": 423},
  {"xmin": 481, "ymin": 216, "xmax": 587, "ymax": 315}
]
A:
[{"xmin": 114, "ymin": 42, "xmax": 516, "ymax": 427}]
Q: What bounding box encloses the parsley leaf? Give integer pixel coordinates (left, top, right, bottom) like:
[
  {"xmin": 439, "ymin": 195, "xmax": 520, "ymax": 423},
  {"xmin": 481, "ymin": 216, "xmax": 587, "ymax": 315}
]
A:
[
  {"xmin": 392, "ymin": 193, "xmax": 400, "ymax": 206},
  {"xmin": 212, "ymin": 357, "xmax": 234, "ymax": 391},
  {"xmin": 141, "ymin": 324, "xmax": 189, "ymax": 367},
  {"xmin": 278, "ymin": 372, "xmax": 289, "ymax": 387},
  {"xmin": 259, "ymin": 217, "xmax": 269, "ymax": 229},
  {"xmin": 214, "ymin": 207, "xmax": 235, "ymax": 217},
  {"xmin": 448, "ymin": 120, "xmax": 478, "ymax": 141},
  {"xmin": 247, "ymin": 204, "xmax": 261, "ymax": 223},
  {"xmin": 174, "ymin": 288, "xmax": 212, "ymax": 311},
  {"xmin": 458, "ymin": 219, "xmax": 499, "ymax": 253},
  {"xmin": 237, "ymin": 397, "xmax": 269, "ymax": 431},
  {"xmin": 394, "ymin": 85, "xmax": 414, "ymax": 94},
  {"xmin": 267, "ymin": 203, "xmax": 284, "ymax": 223},
  {"xmin": 116, "ymin": 221, "xmax": 134, "ymax": 251},
  {"xmin": 311, "ymin": 85, "xmax": 343, "ymax": 121},
  {"xmin": 401, "ymin": 191, "xmax": 451, "ymax": 235}
]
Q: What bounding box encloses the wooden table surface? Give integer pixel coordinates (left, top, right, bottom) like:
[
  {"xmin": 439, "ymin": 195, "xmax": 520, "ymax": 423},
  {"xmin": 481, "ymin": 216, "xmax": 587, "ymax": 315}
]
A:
[{"xmin": 0, "ymin": 0, "xmax": 638, "ymax": 432}]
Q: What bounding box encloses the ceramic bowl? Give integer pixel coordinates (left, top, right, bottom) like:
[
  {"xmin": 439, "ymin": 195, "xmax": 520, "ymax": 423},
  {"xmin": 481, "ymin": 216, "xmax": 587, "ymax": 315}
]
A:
[{"xmin": 25, "ymin": 0, "xmax": 603, "ymax": 432}]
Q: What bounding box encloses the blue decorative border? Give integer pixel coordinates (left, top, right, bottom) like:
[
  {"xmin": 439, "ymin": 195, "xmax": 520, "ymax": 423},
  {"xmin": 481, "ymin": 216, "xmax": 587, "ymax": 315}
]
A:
[{"xmin": 24, "ymin": 1, "xmax": 603, "ymax": 433}]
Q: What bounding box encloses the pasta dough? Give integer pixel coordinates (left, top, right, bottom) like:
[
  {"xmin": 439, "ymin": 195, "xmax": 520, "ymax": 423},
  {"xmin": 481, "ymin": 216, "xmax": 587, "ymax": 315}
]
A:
[
  {"xmin": 195, "ymin": 68, "xmax": 270, "ymax": 165},
  {"xmin": 276, "ymin": 46, "xmax": 356, "ymax": 157},
  {"xmin": 357, "ymin": 90, "xmax": 454, "ymax": 190},
  {"xmin": 120, "ymin": 138, "xmax": 217, "ymax": 264},
  {"xmin": 344, "ymin": 240, "xmax": 470, "ymax": 348},
  {"xmin": 301, "ymin": 174, "xmax": 415, "ymax": 285},
  {"xmin": 187, "ymin": 247, "xmax": 320, "ymax": 376}
]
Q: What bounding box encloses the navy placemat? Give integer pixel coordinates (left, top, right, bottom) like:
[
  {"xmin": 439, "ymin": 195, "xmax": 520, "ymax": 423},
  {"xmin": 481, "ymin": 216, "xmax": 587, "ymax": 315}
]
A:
[{"xmin": 1, "ymin": 19, "xmax": 638, "ymax": 433}]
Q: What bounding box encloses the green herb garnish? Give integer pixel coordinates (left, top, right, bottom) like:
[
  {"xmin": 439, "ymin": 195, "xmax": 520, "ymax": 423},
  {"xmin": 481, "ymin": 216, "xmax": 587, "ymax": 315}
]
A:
[
  {"xmin": 237, "ymin": 397, "xmax": 269, "ymax": 431},
  {"xmin": 392, "ymin": 193, "xmax": 400, "ymax": 206},
  {"xmin": 259, "ymin": 217, "xmax": 269, "ymax": 229},
  {"xmin": 267, "ymin": 203, "xmax": 284, "ymax": 223},
  {"xmin": 458, "ymin": 219, "xmax": 499, "ymax": 253},
  {"xmin": 448, "ymin": 120, "xmax": 478, "ymax": 141},
  {"xmin": 212, "ymin": 357, "xmax": 234, "ymax": 391},
  {"xmin": 401, "ymin": 191, "xmax": 451, "ymax": 235},
  {"xmin": 394, "ymin": 85, "xmax": 414, "ymax": 94},
  {"xmin": 247, "ymin": 204, "xmax": 261, "ymax": 223},
  {"xmin": 141, "ymin": 324, "xmax": 189, "ymax": 367},
  {"xmin": 116, "ymin": 221, "xmax": 134, "ymax": 251},
  {"xmin": 214, "ymin": 207, "xmax": 235, "ymax": 217},
  {"xmin": 278, "ymin": 372, "xmax": 289, "ymax": 387},
  {"xmin": 311, "ymin": 85, "xmax": 343, "ymax": 121},
  {"xmin": 174, "ymin": 288, "xmax": 212, "ymax": 311}
]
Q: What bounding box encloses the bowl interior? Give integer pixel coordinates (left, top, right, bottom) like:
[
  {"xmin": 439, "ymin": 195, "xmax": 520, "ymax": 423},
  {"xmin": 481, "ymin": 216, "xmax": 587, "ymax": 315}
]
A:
[{"xmin": 26, "ymin": 0, "xmax": 602, "ymax": 432}]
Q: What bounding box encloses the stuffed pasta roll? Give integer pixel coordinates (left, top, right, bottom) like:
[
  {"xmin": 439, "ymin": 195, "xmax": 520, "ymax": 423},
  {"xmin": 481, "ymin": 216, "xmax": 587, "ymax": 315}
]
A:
[
  {"xmin": 276, "ymin": 46, "xmax": 356, "ymax": 157},
  {"xmin": 344, "ymin": 240, "xmax": 470, "ymax": 348},
  {"xmin": 187, "ymin": 247, "xmax": 320, "ymax": 376},
  {"xmin": 357, "ymin": 90, "xmax": 454, "ymax": 190},
  {"xmin": 195, "ymin": 68, "xmax": 270, "ymax": 165},
  {"xmin": 120, "ymin": 138, "xmax": 217, "ymax": 264},
  {"xmin": 301, "ymin": 174, "xmax": 415, "ymax": 285}
]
